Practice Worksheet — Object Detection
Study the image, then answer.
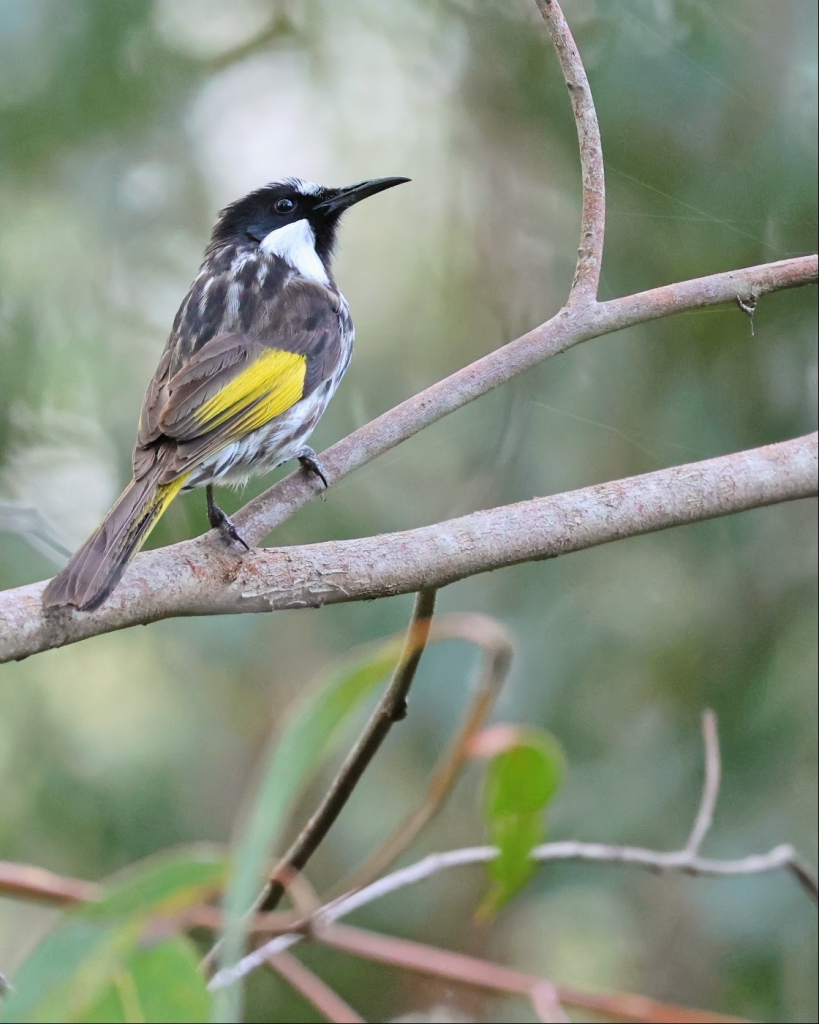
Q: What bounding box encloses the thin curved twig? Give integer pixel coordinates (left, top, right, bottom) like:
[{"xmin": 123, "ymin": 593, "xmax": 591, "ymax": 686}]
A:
[
  {"xmin": 685, "ymin": 709, "xmax": 721, "ymax": 854},
  {"xmin": 318, "ymin": 840, "xmax": 817, "ymax": 922},
  {"xmin": 257, "ymin": 588, "xmax": 438, "ymax": 914},
  {"xmin": 326, "ymin": 614, "xmax": 513, "ymax": 899},
  {"xmin": 536, "ymin": 0, "xmax": 606, "ymax": 302}
]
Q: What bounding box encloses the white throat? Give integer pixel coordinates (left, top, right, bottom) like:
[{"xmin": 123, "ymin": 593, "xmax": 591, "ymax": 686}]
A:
[{"xmin": 260, "ymin": 219, "xmax": 329, "ymax": 285}]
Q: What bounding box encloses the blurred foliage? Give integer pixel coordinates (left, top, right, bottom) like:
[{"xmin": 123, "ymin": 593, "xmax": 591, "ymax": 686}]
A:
[
  {"xmin": 0, "ymin": 846, "xmax": 223, "ymax": 1021},
  {"xmin": 0, "ymin": 0, "xmax": 816, "ymax": 1021},
  {"xmin": 479, "ymin": 728, "xmax": 565, "ymax": 921},
  {"xmin": 216, "ymin": 632, "xmax": 409, "ymax": 1023}
]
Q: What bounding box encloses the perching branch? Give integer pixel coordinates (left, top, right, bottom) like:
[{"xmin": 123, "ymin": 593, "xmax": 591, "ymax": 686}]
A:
[
  {"xmin": 233, "ymin": 252, "xmax": 817, "ymax": 546},
  {"xmin": 2, "ymin": 430, "xmax": 816, "ymax": 662},
  {"xmin": 1, "ymin": 0, "xmax": 816, "ymax": 662}
]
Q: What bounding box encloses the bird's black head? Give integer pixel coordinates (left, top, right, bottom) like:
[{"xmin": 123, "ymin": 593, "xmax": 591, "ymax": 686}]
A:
[{"xmin": 209, "ymin": 176, "xmax": 409, "ymax": 267}]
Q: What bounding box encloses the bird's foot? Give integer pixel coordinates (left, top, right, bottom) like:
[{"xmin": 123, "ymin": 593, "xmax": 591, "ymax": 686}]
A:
[
  {"xmin": 206, "ymin": 484, "xmax": 250, "ymax": 551},
  {"xmin": 296, "ymin": 446, "xmax": 329, "ymax": 496}
]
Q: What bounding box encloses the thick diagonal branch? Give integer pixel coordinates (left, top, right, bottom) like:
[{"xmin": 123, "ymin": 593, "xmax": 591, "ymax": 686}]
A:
[
  {"xmin": 3, "ymin": 431, "xmax": 815, "ymax": 662},
  {"xmin": 234, "ymin": 254, "xmax": 816, "ymax": 547},
  {"xmin": 3, "ymin": 0, "xmax": 815, "ymax": 668}
]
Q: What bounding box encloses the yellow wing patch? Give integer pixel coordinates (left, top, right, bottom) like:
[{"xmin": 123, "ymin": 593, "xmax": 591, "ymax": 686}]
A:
[{"xmin": 194, "ymin": 349, "xmax": 307, "ymax": 435}]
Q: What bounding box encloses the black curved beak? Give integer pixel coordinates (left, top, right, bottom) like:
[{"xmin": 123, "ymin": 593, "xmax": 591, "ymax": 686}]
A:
[{"xmin": 315, "ymin": 176, "xmax": 410, "ymax": 215}]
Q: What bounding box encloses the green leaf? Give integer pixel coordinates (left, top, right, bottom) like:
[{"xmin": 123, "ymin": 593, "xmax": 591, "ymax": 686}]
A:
[
  {"xmin": 214, "ymin": 637, "xmax": 407, "ymax": 1023},
  {"xmin": 1, "ymin": 919, "xmax": 140, "ymax": 1024},
  {"xmin": 484, "ymin": 734, "xmax": 564, "ymax": 819},
  {"xmin": 87, "ymin": 844, "xmax": 226, "ymax": 920},
  {"xmin": 81, "ymin": 938, "xmax": 211, "ymax": 1024},
  {"xmin": 478, "ymin": 729, "xmax": 565, "ymax": 920},
  {"xmin": 79, "ymin": 981, "xmax": 127, "ymax": 1023},
  {"xmin": 1, "ymin": 847, "xmax": 225, "ymax": 1023}
]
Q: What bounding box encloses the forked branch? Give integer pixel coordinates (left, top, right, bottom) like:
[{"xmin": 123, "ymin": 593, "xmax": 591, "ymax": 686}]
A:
[
  {"xmin": 207, "ymin": 711, "xmax": 817, "ymax": 995},
  {"xmin": 0, "ymin": 0, "xmax": 815, "ymax": 661}
]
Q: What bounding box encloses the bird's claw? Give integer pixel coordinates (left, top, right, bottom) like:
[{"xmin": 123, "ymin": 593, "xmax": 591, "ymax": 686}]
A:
[
  {"xmin": 296, "ymin": 446, "xmax": 329, "ymax": 494},
  {"xmin": 206, "ymin": 485, "xmax": 250, "ymax": 550}
]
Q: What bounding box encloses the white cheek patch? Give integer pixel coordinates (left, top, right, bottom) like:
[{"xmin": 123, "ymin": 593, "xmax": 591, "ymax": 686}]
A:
[{"xmin": 260, "ymin": 218, "xmax": 329, "ymax": 285}]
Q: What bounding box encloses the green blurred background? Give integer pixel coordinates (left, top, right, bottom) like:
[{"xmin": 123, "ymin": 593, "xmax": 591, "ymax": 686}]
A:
[{"xmin": 1, "ymin": 0, "xmax": 816, "ymax": 1020}]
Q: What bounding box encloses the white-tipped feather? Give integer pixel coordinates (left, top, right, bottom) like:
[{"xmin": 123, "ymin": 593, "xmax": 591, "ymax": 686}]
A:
[{"xmin": 281, "ymin": 177, "xmax": 323, "ymax": 196}]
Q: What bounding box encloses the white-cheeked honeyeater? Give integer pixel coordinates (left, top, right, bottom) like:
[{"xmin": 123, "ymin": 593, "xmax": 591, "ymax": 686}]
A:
[{"xmin": 42, "ymin": 175, "xmax": 409, "ymax": 611}]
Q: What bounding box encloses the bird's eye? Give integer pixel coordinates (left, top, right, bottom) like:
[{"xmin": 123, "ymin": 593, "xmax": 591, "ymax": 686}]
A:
[{"xmin": 274, "ymin": 197, "xmax": 296, "ymax": 214}]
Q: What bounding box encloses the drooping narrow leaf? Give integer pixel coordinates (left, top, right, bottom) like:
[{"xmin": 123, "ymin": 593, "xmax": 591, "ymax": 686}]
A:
[
  {"xmin": 214, "ymin": 636, "xmax": 408, "ymax": 1023},
  {"xmin": 80, "ymin": 937, "xmax": 211, "ymax": 1024},
  {"xmin": 478, "ymin": 728, "xmax": 565, "ymax": 919}
]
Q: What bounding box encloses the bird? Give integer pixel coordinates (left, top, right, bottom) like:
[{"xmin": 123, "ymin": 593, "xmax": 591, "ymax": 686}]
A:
[{"xmin": 42, "ymin": 174, "xmax": 409, "ymax": 611}]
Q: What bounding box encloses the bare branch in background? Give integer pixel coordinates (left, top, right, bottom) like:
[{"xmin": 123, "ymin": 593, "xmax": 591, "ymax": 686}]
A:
[
  {"xmin": 258, "ymin": 588, "xmax": 438, "ymax": 914},
  {"xmin": 267, "ymin": 949, "xmax": 365, "ymax": 1024},
  {"xmin": 685, "ymin": 710, "xmax": 721, "ymax": 855},
  {"xmin": 319, "ymin": 923, "xmax": 747, "ymax": 1024},
  {"xmin": 0, "ymin": 859, "xmax": 99, "ymax": 906},
  {"xmin": 3, "ymin": 430, "xmax": 815, "ymax": 662},
  {"xmin": 535, "ymin": 0, "xmax": 606, "ymax": 303},
  {"xmin": 311, "ymin": 840, "xmax": 819, "ymax": 919},
  {"xmin": 207, "ymin": 710, "xmax": 816, "ymax": 994},
  {"xmin": 329, "ymin": 615, "xmax": 513, "ymax": 899}
]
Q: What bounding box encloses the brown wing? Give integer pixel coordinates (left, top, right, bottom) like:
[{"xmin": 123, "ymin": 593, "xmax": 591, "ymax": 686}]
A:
[{"xmin": 132, "ymin": 276, "xmax": 347, "ymax": 482}]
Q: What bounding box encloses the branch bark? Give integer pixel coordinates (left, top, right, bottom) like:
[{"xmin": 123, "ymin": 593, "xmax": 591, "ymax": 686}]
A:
[
  {"xmin": 318, "ymin": 923, "xmax": 746, "ymax": 1024},
  {"xmin": 536, "ymin": 0, "xmax": 605, "ymax": 303},
  {"xmin": 3, "ymin": 430, "xmax": 816, "ymax": 663},
  {"xmin": 207, "ymin": 709, "xmax": 817, "ymax": 993},
  {"xmin": 1, "ymin": 0, "xmax": 815, "ymax": 666},
  {"xmin": 267, "ymin": 949, "xmax": 365, "ymax": 1024},
  {"xmin": 259, "ymin": 588, "xmax": 438, "ymax": 913},
  {"xmin": 234, "ymin": 252, "xmax": 817, "ymax": 546}
]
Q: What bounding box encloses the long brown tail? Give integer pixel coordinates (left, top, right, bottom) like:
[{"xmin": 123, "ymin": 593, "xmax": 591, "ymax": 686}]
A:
[{"xmin": 42, "ymin": 468, "xmax": 188, "ymax": 611}]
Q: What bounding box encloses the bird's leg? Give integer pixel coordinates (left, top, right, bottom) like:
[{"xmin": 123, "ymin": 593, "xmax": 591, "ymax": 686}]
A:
[
  {"xmin": 295, "ymin": 446, "xmax": 329, "ymax": 492},
  {"xmin": 205, "ymin": 484, "xmax": 250, "ymax": 551}
]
